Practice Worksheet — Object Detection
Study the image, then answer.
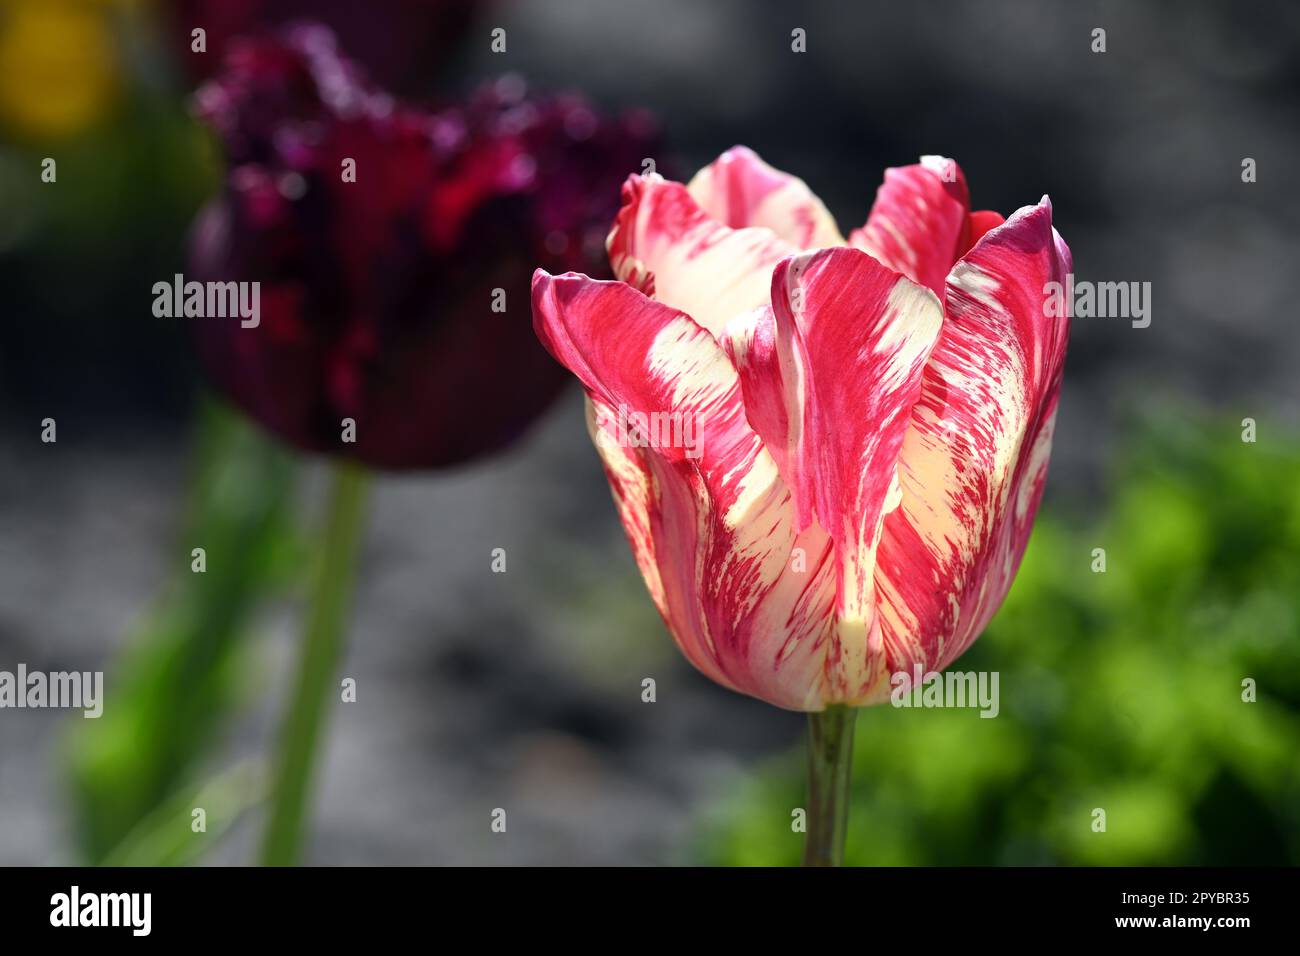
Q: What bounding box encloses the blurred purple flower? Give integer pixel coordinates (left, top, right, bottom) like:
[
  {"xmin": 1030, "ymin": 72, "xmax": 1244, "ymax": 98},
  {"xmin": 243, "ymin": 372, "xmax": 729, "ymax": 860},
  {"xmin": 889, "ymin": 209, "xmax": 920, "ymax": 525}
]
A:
[
  {"xmin": 172, "ymin": 0, "xmax": 483, "ymax": 91},
  {"xmin": 189, "ymin": 24, "xmax": 661, "ymax": 469}
]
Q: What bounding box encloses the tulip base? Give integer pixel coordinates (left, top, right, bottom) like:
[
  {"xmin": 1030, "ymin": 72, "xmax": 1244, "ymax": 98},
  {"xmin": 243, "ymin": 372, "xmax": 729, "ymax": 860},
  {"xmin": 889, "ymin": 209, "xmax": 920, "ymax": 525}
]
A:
[
  {"xmin": 803, "ymin": 704, "xmax": 857, "ymax": 867},
  {"xmin": 260, "ymin": 461, "xmax": 369, "ymax": 865}
]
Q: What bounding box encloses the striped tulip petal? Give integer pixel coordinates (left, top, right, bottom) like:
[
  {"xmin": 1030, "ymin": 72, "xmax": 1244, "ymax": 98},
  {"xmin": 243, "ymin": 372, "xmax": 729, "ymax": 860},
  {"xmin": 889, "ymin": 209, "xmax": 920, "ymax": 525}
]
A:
[
  {"xmin": 871, "ymin": 198, "xmax": 1072, "ymax": 700},
  {"xmin": 850, "ymin": 155, "xmax": 971, "ymax": 297},
  {"xmin": 606, "ymin": 173, "xmax": 797, "ymax": 338},
  {"xmin": 532, "ymin": 269, "xmax": 839, "ymax": 710},
  {"xmin": 686, "ymin": 146, "xmax": 845, "ymax": 250},
  {"xmin": 727, "ymin": 248, "xmax": 944, "ymax": 701}
]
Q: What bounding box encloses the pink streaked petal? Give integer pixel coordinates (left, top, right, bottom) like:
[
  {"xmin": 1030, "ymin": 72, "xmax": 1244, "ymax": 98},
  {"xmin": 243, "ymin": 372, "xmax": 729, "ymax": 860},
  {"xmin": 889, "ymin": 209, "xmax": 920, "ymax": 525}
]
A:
[
  {"xmin": 721, "ymin": 305, "xmax": 794, "ymax": 485},
  {"xmin": 606, "ymin": 174, "xmax": 798, "ymax": 339},
  {"xmin": 870, "ymin": 198, "xmax": 1072, "ymax": 700},
  {"xmin": 849, "ymin": 155, "xmax": 971, "ymax": 297},
  {"xmin": 532, "ymin": 269, "xmax": 838, "ymax": 710},
  {"xmin": 966, "ymin": 209, "xmax": 1006, "ymax": 250},
  {"xmin": 686, "ymin": 146, "xmax": 845, "ymax": 250},
  {"xmin": 721, "ymin": 249, "xmax": 943, "ymax": 700}
]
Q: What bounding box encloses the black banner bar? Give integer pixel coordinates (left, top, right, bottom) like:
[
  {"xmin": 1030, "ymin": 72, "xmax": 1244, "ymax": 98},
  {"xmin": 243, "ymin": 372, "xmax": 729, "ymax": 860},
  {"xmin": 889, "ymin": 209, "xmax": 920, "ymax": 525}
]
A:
[{"xmin": 1, "ymin": 866, "xmax": 1288, "ymax": 942}]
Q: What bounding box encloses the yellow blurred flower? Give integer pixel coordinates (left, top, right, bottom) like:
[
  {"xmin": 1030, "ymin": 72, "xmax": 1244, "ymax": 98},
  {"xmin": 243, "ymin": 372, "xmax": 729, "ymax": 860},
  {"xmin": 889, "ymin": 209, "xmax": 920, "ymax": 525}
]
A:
[{"xmin": 0, "ymin": 0, "xmax": 132, "ymax": 140}]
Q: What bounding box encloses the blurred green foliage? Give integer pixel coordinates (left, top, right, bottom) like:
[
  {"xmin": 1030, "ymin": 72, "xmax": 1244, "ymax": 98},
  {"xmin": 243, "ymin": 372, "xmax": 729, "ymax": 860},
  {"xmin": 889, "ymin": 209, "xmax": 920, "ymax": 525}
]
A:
[
  {"xmin": 694, "ymin": 416, "xmax": 1300, "ymax": 865},
  {"xmin": 98, "ymin": 759, "xmax": 265, "ymax": 867},
  {"xmin": 65, "ymin": 400, "xmax": 301, "ymax": 863}
]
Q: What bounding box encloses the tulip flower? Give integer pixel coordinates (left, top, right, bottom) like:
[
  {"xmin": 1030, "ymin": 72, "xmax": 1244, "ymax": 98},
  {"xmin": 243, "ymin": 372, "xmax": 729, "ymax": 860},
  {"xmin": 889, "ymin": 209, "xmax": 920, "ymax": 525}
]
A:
[
  {"xmin": 171, "ymin": 0, "xmax": 483, "ymax": 91},
  {"xmin": 533, "ymin": 148, "xmax": 1071, "ymax": 864},
  {"xmin": 187, "ymin": 23, "xmax": 659, "ymax": 863},
  {"xmin": 190, "ymin": 23, "xmax": 659, "ymax": 469}
]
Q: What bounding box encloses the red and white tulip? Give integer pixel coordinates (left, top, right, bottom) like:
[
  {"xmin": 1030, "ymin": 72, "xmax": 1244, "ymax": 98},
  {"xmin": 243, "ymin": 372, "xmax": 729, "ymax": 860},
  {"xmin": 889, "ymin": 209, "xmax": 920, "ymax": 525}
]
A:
[{"xmin": 533, "ymin": 148, "xmax": 1071, "ymax": 711}]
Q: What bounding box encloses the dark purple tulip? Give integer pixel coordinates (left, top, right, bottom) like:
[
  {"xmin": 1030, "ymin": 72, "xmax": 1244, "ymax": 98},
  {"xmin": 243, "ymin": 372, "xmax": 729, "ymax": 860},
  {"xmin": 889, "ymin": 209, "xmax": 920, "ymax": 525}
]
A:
[
  {"xmin": 171, "ymin": 0, "xmax": 483, "ymax": 92},
  {"xmin": 188, "ymin": 24, "xmax": 660, "ymax": 469}
]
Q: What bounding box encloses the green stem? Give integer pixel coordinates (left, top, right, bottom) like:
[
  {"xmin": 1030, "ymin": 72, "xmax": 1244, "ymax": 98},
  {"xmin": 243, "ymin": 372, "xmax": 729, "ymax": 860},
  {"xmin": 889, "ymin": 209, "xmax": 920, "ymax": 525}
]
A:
[
  {"xmin": 803, "ymin": 704, "xmax": 857, "ymax": 866},
  {"xmin": 260, "ymin": 461, "xmax": 369, "ymax": 865}
]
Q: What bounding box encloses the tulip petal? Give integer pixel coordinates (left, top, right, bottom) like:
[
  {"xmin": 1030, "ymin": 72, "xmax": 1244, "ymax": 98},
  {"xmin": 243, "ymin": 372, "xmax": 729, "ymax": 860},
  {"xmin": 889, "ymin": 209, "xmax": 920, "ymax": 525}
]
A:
[
  {"xmin": 850, "ymin": 155, "xmax": 971, "ymax": 297},
  {"xmin": 968, "ymin": 209, "xmax": 1005, "ymax": 247},
  {"xmin": 723, "ymin": 248, "xmax": 944, "ymax": 700},
  {"xmin": 607, "ymin": 174, "xmax": 797, "ymax": 339},
  {"xmin": 871, "ymin": 198, "xmax": 1072, "ymax": 699},
  {"xmin": 532, "ymin": 269, "xmax": 839, "ymax": 710},
  {"xmin": 686, "ymin": 146, "xmax": 845, "ymax": 250},
  {"xmin": 720, "ymin": 305, "xmax": 793, "ymax": 486}
]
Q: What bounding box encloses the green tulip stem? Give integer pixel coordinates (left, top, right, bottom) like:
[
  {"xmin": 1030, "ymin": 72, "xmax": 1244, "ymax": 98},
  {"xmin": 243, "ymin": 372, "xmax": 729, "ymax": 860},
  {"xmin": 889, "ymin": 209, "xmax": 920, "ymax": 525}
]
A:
[
  {"xmin": 260, "ymin": 460, "xmax": 369, "ymax": 865},
  {"xmin": 803, "ymin": 704, "xmax": 858, "ymax": 866}
]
